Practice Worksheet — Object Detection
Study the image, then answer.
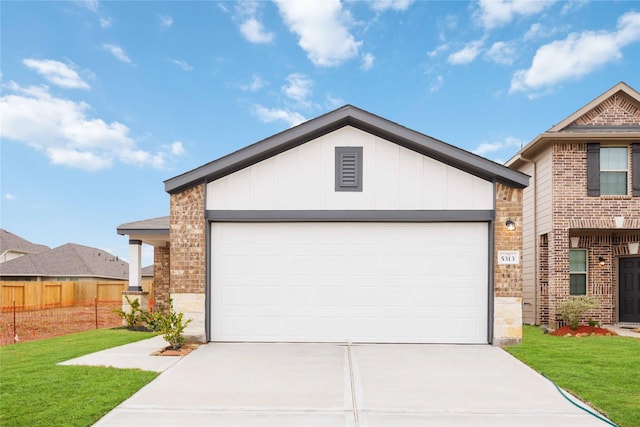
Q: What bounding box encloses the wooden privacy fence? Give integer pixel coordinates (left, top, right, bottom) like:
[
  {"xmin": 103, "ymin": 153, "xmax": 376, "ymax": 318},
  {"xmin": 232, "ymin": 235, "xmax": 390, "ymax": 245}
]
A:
[{"xmin": 0, "ymin": 280, "xmax": 154, "ymax": 309}]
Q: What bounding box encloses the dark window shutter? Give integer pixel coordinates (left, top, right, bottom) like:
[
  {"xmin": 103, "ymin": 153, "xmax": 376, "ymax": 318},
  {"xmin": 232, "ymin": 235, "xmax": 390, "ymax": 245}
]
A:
[
  {"xmin": 587, "ymin": 143, "xmax": 600, "ymax": 197},
  {"xmin": 633, "ymin": 143, "xmax": 640, "ymax": 197},
  {"xmin": 335, "ymin": 147, "xmax": 363, "ymax": 192}
]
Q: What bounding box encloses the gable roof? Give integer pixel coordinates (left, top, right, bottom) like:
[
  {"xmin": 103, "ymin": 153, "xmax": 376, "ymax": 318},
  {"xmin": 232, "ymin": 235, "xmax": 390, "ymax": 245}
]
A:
[
  {"xmin": 0, "ymin": 229, "xmax": 49, "ymax": 257},
  {"xmin": 165, "ymin": 105, "xmax": 528, "ymax": 194},
  {"xmin": 507, "ymin": 82, "xmax": 640, "ymax": 166},
  {"xmin": 0, "ymin": 243, "xmax": 129, "ymax": 280}
]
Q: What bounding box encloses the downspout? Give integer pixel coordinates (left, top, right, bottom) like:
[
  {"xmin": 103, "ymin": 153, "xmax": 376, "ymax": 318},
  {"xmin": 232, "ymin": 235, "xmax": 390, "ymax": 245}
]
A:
[{"xmin": 517, "ymin": 154, "xmax": 538, "ymax": 324}]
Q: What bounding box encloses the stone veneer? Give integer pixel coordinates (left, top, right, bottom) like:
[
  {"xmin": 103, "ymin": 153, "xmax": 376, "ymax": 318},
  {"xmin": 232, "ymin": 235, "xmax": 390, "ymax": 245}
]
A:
[
  {"xmin": 493, "ymin": 183, "xmax": 524, "ymax": 345},
  {"xmin": 152, "ymin": 243, "xmax": 170, "ymax": 310}
]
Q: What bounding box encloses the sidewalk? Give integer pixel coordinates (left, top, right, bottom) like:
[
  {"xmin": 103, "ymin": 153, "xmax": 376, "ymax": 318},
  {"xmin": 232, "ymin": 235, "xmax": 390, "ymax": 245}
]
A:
[{"xmin": 58, "ymin": 335, "xmax": 185, "ymax": 372}]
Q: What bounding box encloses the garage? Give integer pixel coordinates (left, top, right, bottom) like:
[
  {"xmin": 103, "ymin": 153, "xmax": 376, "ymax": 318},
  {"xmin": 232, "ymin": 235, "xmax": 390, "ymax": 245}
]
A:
[
  {"xmin": 211, "ymin": 222, "xmax": 488, "ymax": 343},
  {"xmin": 154, "ymin": 105, "xmax": 528, "ymax": 345}
]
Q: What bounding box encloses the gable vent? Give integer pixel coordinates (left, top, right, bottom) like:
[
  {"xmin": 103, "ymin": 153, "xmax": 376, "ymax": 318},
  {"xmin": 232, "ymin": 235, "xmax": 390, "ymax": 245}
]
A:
[{"xmin": 335, "ymin": 146, "xmax": 363, "ymax": 192}]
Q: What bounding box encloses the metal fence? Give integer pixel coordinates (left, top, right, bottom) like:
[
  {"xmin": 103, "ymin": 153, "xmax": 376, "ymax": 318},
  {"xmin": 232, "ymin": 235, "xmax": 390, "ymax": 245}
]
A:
[{"xmin": 0, "ymin": 299, "xmax": 124, "ymax": 345}]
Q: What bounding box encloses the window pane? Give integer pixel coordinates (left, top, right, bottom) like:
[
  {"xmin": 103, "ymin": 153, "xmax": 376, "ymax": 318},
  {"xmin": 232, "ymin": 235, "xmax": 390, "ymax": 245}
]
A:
[
  {"xmin": 570, "ymin": 274, "xmax": 586, "ymax": 295},
  {"xmin": 600, "ymin": 147, "xmax": 627, "ymax": 170},
  {"xmin": 569, "ymin": 250, "xmax": 586, "ymax": 272},
  {"xmin": 600, "ymin": 172, "xmax": 627, "ymax": 195}
]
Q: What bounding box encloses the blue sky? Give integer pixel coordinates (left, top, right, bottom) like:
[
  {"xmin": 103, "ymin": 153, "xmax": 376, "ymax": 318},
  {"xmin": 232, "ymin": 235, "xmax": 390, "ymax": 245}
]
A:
[{"xmin": 2, "ymin": 0, "xmax": 640, "ymax": 266}]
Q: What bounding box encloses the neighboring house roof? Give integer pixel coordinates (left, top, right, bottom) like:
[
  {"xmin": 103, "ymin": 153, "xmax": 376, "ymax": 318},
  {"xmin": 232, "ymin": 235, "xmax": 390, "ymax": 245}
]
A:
[
  {"xmin": 507, "ymin": 82, "xmax": 640, "ymax": 167},
  {"xmin": 0, "ymin": 229, "xmax": 50, "ymax": 258},
  {"xmin": 142, "ymin": 265, "xmax": 154, "ymax": 277},
  {"xmin": 165, "ymin": 104, "xmax": 529, "ymax": 194},
  {"xmin": 0, "ymin": 243, "xmax": 129, "ymax": 280}
]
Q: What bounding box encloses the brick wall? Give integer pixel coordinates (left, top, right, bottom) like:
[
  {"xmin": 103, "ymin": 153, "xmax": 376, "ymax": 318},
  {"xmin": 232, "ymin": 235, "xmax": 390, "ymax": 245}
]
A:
[
  {"xmin": 571, "ymin": 92, "xmax": 640, "ymax": 126},
  {"xmin": 170, "ymin": 184, "xmax": 206, "ymax": 294},
  {"xmin": 153, "ymin": 243, "xmax": 170, "ymax": 309},
  {"xmin": 549, "ymin": 142, "xmax": 640, "ymax": 326},
  {"xmin": 494, "ymin": 183, "xmax": 523, "ymax": 298}
]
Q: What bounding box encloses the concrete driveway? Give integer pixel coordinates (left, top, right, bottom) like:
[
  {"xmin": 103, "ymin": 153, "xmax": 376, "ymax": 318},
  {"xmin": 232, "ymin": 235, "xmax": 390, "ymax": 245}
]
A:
[{"xmin": 93, "ymin": 343, "xmax": 610, "ymax": 427}]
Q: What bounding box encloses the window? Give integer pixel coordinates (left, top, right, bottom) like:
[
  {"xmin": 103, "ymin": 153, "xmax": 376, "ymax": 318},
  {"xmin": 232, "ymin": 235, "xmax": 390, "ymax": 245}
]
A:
[
  {"xmin": 335, "ymin": 147, "xmax": 363, "ymax": 192},
  {"xmin": 569, "ymin": 249, "xmax": 587, "ymax": 295},
  {"xmin": 600, "ymin": 147, "xmax": 628, "ymax": 195}
]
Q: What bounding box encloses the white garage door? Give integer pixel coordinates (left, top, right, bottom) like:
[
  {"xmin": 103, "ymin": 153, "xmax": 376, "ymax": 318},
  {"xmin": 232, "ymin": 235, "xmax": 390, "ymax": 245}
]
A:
[{"xmin": 211, "ymin": 222, "xmax": 488, "ymax": 344}]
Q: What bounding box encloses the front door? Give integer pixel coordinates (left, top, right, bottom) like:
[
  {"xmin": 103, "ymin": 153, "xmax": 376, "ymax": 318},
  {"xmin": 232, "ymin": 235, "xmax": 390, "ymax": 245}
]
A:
[{"xmin": 619, "ymin": 257, "xmax": 640, "ymax": 323}]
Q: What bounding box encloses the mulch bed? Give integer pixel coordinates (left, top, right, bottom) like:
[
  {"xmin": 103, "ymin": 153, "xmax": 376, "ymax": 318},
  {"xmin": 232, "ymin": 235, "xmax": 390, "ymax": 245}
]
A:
[
  {"xmin": 551, "ymin": 325, "xmax": 618, "ymax": 337},
  {"xmin": 151, "ymin": 343, "xmax": 199, "ymax": 357}
]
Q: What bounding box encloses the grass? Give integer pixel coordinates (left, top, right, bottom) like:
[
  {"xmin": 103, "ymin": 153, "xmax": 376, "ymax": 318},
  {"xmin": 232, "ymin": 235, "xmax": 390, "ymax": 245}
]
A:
[
  {"xmin": 506, "ymin": 325, "xmax": 640, "ymax": 427},
  {"xmin": 0, "ymin": 328, "xmax": 158, "ymax": 427}
]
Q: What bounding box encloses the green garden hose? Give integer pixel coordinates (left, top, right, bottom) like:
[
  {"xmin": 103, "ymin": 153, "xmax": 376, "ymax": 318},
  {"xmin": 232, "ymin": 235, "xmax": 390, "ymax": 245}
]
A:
[{"xmin": 543, "ymin": 373, "xmax": 618, "ymax": 427}]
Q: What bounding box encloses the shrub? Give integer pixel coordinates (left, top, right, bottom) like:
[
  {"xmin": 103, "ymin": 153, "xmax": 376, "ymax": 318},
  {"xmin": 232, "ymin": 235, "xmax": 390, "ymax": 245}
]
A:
[
  {"xmin": 558, "ymin": 296, "xmax": 600, "ymax": 330},
  {"xmin": 154, "ymin": 298, "xmax": 192, "ymax": 350},
  {"xmin": 113, "ymin": 296, "xmax": 146, "ymax": 330}
]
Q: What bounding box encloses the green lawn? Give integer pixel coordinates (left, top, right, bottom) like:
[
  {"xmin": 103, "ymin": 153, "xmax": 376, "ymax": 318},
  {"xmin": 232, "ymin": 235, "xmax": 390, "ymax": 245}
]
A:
[
  {"xmin": 506, "ymin": 325, "xmax": 640, "ymax": 427},
  {"xmin": 0, "ymin": 328, "xmax": 158, "ymax": 427}
]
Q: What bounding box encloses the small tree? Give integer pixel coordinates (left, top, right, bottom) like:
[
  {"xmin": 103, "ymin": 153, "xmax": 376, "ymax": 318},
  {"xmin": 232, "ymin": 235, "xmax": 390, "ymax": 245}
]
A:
[
  {"xmin": 113, "ymin": 296, "xmax": 145, "ymax": 330},
  {"xmin": 155, "ymin": 298, "xmax": 192, "ymax": 350},
  {"xmin": 558, "ymin": 296, "xmax": 600, "ymax": 330}
]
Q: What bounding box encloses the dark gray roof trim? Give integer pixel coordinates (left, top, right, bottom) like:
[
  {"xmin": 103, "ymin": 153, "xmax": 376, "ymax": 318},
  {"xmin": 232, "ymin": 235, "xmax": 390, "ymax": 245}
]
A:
[
  {"xmin": 165, "ymin": 105, "xmax": 529, "ymax": 194},
  {"xmin": 206, "ymin": 210, "xmax": 494, "ymax": 222},
  {"xmin": 117, "ymin": 216, "xmax": 170, "ymax": 236}
]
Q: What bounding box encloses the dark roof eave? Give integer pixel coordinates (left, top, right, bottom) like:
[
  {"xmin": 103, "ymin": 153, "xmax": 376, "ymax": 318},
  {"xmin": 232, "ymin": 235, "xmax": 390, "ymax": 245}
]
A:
[
  {"xmin": 116, "ymin": 228, "xmax": 170, "ymax": 236},
  {"xmin": 164, "ymin": 105, "xmax": 529, "ymax": 193}
]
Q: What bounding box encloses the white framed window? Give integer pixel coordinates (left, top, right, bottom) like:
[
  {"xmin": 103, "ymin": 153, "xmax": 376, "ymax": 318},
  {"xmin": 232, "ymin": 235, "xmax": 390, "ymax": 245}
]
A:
[
  {"xmin": 569, "ymin": 249, "xmax": 587, "ymax": 295},
  {"xmin": 600, "ymin": 147, "xmax": 628, "ymax": 195}
]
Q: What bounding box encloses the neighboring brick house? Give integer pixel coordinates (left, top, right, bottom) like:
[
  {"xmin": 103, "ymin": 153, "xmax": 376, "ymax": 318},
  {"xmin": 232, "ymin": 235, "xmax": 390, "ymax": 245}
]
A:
[
  {"xmin": 506, "ymin": 82, "xmax": 640, "ymax": 328},
  {"xmin": 120, "ymin": 105, "xmax": 528, "ymax": 345}
]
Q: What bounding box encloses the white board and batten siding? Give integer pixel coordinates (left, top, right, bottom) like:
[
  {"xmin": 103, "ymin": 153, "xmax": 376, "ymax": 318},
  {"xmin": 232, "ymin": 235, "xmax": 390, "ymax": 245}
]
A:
[
  {"xmin": 207, "ymin": 125, "xmax": 493, "ymax": 344},
  {"xmin": 206, "ymin": 126, "xmax": 494, "ymax": 211}
]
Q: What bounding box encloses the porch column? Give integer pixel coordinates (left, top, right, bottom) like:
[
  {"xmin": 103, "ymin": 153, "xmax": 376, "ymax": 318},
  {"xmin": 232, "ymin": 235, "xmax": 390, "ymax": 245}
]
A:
[{"xmin": 128, "ymin": 239, "xmax": 143, "ymax": 291}]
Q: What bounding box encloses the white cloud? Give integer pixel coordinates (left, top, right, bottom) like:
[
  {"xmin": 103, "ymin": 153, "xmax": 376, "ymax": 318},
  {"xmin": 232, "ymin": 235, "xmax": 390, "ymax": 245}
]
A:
[
  {"xmin": 274, "ymin": 0, "xmax": 361, "ymax": 67},
  {"xmin": 511, "ymin": 11, "xmax": 640, "ymax": 94},
  {"xmin": 159, "ymin": 15, "xmax": 173, "ymax": 29},
  {"xmin": 325, "ymin": 93, "xmax": 344, "ymax": 109},
  {"xmin": 102, "ymin": 44, "xmax": 132, "ymax": 64},
  {"xmin": 371, "ymin": 0, "xmax": 415, "ymax": 12},
  {"xmin": 475, "ymin": 0, "xmax": 556, "ymax": 30},
  {"xmin": 4, "ymin": 193, "xmax": 16, "ymax": 201},
  {"xmin": 99, "ymin": 17, "xmax": 111, "ymax": 28},
  {"xmin": 282, "ymin": 73, "xmax": 314, "ymax": 106},
  {"xmin": 0, "ymin": 82, "xmax": 180, "ymax": 171},
  {"xmin": 523, "ymin": 23, "xmax": 543, "ymax": 41},
  {"xmin": 430, "ymin": 75, "xmax": 444, "ymax": 93},
  {"xmin": 169, "ymin": 141, "xmax": 185, "ymax": 156},
  {"xmin": 486, "ymin": 41, "xmax": 517, "ymax": 65},
  {"xmin": 23, "ymin": 59, "xmax": 90, "ymax": 90},
  {"xmin": 252, "ymin": 104, "xmax": 306, "ymax": 127},
  {"xmin": 427, "ymin": 43, "xmax": 449, "ymax": 57},
  {"xmin": 240, "ymin": 18, "xmax": 275, "ymax": 43},
  {"xmin": 448, "ymin": 39, "xmax": 484, "ymax": 65},
  {"xmin": 170, "ymin": 59, "xmax": 193, "ymax": 71},
  {"xmin": 240, "ymin": 74, "xmax": 267, "ymax": 92},
  {"xmin": 473, "ymin": 136, "xmax": 524, "ymax": 158},
  {"xmin": 361, "ymin": 53, "xmax": 375, "ymax": 71},
  {"xmin": 76, "ymin": 0, "xmax": 99, "ymax": 12},
  {"xmin": 235, "ymin": 1, "xmax": 274, "ymax": 44}
]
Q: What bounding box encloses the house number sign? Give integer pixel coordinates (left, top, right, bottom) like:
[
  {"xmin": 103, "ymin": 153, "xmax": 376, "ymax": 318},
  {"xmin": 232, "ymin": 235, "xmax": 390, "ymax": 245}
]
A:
[{"xmin": 498, "ymin": 251, "xmax": 520, "ymax": 265}]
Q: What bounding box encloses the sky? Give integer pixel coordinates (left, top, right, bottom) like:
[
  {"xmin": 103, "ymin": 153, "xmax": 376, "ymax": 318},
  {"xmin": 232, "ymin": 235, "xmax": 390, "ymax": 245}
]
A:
[{"xmin": 2, "ymin": 0, "xmax": 640, "ymax": 266}]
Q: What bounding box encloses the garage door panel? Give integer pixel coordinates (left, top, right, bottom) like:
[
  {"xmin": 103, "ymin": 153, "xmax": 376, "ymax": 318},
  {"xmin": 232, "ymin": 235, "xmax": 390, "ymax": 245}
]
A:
[{"xmin": 212, "ymin": 222, "xmax": 488, "ymax": 343}]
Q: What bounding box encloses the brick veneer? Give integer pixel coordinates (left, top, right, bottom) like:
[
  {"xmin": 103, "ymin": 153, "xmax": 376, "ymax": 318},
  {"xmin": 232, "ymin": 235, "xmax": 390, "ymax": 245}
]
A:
[
  {"xmin": 153, "ymin": 243, "xmax": 170, "ymax": 309},
  {"xmin": 494, "ymin": 183, "xmax": 523, "ymax": 298},
  {"xmin": 547, "ymin": 142, "xmax": 640, "ymax": 327},
  {"xmin": 170, "ymin": 184, "xmax": 206, "ymax": 294},
  {"xmin": 571, "ymin": 92, "xmax": 640, "ymax": 126}
]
